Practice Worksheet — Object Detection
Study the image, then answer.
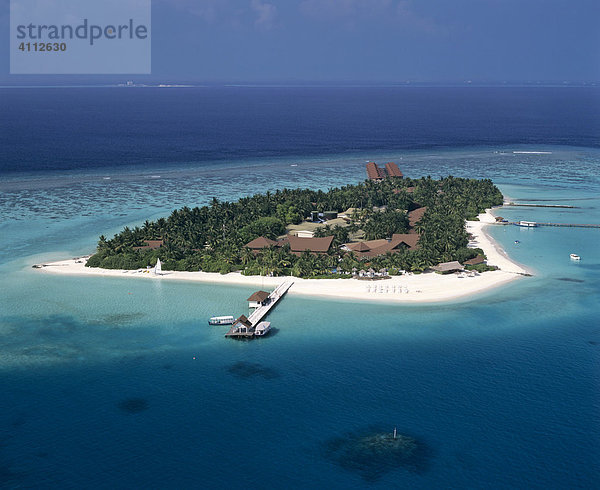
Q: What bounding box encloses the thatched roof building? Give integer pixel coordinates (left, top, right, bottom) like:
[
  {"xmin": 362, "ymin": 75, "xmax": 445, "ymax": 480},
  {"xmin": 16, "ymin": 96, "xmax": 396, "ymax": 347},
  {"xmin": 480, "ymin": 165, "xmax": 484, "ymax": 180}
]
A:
[{"xmin": 431, "ymin": 261, "xmax": 464, "ymax": 273}]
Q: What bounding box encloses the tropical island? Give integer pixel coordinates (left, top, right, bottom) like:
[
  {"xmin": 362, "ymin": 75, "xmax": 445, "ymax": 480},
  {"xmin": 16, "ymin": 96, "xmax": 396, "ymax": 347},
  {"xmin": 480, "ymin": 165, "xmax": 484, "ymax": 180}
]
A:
[
  {"xmin": 85, "ymin": 164, "xmax": 504, "ymax": 278},
  {"xmin": 38, "ymin": 163, "xmax": 530, "ymax": 303}
]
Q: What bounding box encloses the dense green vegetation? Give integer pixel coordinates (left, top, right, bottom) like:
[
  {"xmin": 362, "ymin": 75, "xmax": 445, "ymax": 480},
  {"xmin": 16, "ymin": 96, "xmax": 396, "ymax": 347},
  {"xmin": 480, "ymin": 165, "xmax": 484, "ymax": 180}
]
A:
[
  {"xmin": 86, "ymin": 176, "xmax": 503, "ymax": 276},
  {"xmin": 362, "ymin": 210, "xmax": 409, "ymax": 240}
]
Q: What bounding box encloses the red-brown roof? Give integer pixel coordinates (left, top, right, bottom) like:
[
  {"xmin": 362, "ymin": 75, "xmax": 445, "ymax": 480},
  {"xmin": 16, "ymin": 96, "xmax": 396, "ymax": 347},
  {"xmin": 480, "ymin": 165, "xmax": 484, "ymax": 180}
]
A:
[
  {"xmin": 133, "ymin": 239, "xmax": 164, "ymax": 250},
  {"xmin": 344, "ymin": 239, "xmax": 387, "ymax": 252},
  {"xmin": 464, "ymin": 255, "xmax": 485, "ymax": 265},
  {"xmin": 344, "ymin": 234, "xmax": 419, "ymax": 257},
  {"xmin": 385, "ymin": 162, "xmax": 403, "ymax": 177},
  {"xmin": 247, "ymin": 291, "xmax": 270, "ymax": 302},
  {"xmin": 408, "ymin": 207, "xmax": 427, "ymax": 227},
  {"xmin": 286, "ymin": 234, "xmax": 334, "ymax": 253},
  {"xmin": 432, "ymin": 261, "xmax": 463, "ymax": 272},
  {"xmin": 363, "ymin": 234, "xmax": 420, "ymax": 256},
  {"xmin": 366, "ymin": 162, "xmax": 385, "ymax": 180},
  {"xmin": 234, "ymin": 315, "xmax": 253, "ymax": 328},
  {"xmin": 245, "ymin": 236, "xmax": 278, "ymax": 249},
  {"xmin": 390, "ymin": 233, "xmax": 420, "ymax": 249},
  {"xmin": 350, "ymin": 241, "xmax": 372, "ymax": 252}
]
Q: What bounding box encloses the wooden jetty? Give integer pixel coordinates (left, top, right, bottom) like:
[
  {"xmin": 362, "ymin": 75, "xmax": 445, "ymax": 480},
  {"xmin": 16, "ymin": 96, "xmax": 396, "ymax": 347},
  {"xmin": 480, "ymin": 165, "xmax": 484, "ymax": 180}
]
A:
[
  {"xmin": 504, "ymin": 202, "xmax": 576, "ymax": 209},
  {"xmin": 534, "ymin": 222, "xmax": 600, "ymax": 228},
  {"xmin": 225, "ymin": 280, "xmax": 294, "ymax": 338},
  {"xmin": 505, "ymin": 222, "xmax": 600, "ymax": 229}
]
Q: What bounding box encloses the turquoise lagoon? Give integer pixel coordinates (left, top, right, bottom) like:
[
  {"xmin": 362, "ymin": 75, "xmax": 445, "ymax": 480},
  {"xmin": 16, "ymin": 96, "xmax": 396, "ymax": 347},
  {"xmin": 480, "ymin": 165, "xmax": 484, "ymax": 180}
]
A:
[{"xmin": 1, "ymin": 146, "xmax": 599, "ymax": 488}]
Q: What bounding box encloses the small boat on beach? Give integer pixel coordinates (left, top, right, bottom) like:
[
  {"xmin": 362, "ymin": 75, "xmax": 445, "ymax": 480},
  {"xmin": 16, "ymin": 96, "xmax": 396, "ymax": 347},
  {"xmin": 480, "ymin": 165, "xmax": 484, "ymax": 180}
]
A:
[
  {"xmin": 154, "ymin": 258, "xmax": 162, "ymax": 275},
  {"xmin": 208, "ymin": 315, "xmax": 235, "ymax": 326},
  {"xmin": 253, "ymin": 321, "xmax": 272, "ymax": 336},
  {"xmin": 570, "ymin": 254, "xmax": 581, "ymax": 261}
]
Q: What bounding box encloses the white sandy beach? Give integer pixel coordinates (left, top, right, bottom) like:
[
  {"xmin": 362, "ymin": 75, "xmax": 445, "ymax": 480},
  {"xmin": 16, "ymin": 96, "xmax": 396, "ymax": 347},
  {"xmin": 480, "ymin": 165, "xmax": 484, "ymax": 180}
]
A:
[{"xmin": 35, "ymin": 209, "xmax": 530, "ymax": 303}]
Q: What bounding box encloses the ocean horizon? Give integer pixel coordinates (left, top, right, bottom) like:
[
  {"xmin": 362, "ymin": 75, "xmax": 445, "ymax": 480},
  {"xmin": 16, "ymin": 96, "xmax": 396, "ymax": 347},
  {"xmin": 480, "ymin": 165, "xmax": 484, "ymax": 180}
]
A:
[{"xmin": 1, "ymin": 87, "xmax": 599, "ymax": 488}]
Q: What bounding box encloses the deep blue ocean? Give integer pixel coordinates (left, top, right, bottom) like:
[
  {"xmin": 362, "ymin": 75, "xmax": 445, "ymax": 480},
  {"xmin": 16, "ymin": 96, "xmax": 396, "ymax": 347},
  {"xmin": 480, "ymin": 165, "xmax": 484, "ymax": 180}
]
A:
[
  {"xmin": 1, "ymin": 86, "xmax": 599, "ymax": 173},
  {"xmin": 0, "ymin": 87, "xmax": 599, "ymax": 489}
]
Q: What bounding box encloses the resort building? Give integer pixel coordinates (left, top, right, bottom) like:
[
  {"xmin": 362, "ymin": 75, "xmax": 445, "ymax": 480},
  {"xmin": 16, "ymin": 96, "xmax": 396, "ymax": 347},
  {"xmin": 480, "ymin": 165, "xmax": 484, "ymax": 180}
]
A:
[
  {"xmin": 464, "ymin": 255, "xmax": 486, "ymax": 266},
  {"xmin": 244, "ymin": 236, "xmax": 278, "ymax": 254},
  {"xmin": 244, "ymin": 234, "xmax": 334, "ymax": 256},
  {"xmin": 247, "ymin": 291, "xmax": 270, "ymax": 309},
  {"xmin": 133, "ymin": 239, "xmax": 164, "ymax": 251},
  {"xmin": 431, "ymin": 261, "xmax": 464, "ymax": 273},
  {"xmin": 366, "ymin": 162, "xmax": 386, "ymax": 181},
  {"xmin": 408, "ymin": 207, "xmax": 427, "ymax": 229},
  {"xmin": 231, "ymin": 315, "xmax": 253, "ymax": 332},
  {"xmin": 385, "ymin": 162, "xmax": 404, "ymax": 178},
  {"xmin": 366, "ymin": 162, "xmax": 403, "ymax": 181},
  {"xmin": 284, "ymin": 234, "xmax": 334, "ymax": 255},
  {"xmin": 343, "ymin": 233, "xmax": 420, "ymax": 257}
]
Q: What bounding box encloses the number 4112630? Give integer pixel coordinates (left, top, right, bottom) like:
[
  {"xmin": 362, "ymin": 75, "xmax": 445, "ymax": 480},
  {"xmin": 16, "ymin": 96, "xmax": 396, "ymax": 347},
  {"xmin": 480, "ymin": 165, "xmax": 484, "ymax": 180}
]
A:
[{"xmin": 19, "ymin": 42, "xmax": 67, "ymax": 52}]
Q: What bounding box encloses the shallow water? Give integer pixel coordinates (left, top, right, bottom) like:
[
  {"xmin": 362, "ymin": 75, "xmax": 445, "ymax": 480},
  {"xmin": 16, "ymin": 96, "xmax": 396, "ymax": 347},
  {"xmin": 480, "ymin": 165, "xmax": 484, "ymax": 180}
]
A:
[{"xmin": 1, "ymin": 146, "xmax": 599, "ymax": 488}]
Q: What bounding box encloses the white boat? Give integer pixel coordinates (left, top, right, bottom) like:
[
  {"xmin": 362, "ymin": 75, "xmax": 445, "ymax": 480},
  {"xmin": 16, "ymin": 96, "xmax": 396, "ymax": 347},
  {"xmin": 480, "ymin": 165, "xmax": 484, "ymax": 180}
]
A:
[
  {"xmin": 515, "ymin": 221, "xmax": 537, "ymax": 228},
  {"xmin": 154, "ymin": 258, "xmax": 162, "ymax": 275},
  {"xmin": 570, "ymin": 254, "xmax": 581, "ymax": 261},
  {"xmin": 253, "ymin": 321, "xmax": 272, "ymax": 336},
  {"xmin": 513, "ymin": 151, "xmax": 552, "ymax": 155},
  {"xmin": 208, "ymin": 315, "xmax": 235, "ymax": 326}
]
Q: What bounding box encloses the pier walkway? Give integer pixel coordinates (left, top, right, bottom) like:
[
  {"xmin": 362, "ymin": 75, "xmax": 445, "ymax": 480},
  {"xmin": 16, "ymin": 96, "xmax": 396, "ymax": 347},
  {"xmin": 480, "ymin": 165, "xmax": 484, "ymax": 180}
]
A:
[
  {"xmin": 505, "ymin": 222, "xmax": 600, "ymax": 229},
  {"xmin": 248, "ymin": 280, "xmax": 294, "ymax": 325},
  {"xmin": 225, "ymin": 280, "xmax": 294, "ymax": 338},
  {"xmin": 504, "ymin": 202, "xmax": 576, "ymax": 209}
]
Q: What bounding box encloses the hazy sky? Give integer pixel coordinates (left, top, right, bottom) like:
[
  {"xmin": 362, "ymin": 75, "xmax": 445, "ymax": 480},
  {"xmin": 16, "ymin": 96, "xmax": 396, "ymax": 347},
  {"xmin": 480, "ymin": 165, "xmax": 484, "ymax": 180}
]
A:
[{"xmin": 1, "ymin": 0, "xmax": 599, "ymax": 83}]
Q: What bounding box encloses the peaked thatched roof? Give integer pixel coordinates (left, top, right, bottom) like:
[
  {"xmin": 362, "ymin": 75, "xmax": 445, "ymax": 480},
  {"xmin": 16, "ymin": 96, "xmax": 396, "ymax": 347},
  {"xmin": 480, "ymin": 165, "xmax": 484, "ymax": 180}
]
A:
[
  {"xmin": 384, "ymin": 162, "xmax": 403, "ymax": 177},
  {"xmin": 133, "ymin": 239, "xmax": 164, "ymax": 251},
  {"xmin": 346, "ymin": 233, "xmax": 420, "ymax": 258},
  {"xmin": 234, "ymin": 315, "xmax": 253, "ymax": 328},
  {"xmin": 344, "ymin": 239, "xmax": 387, "ymax": 252},
  {"xmin": 464, "ymin": 255, "xmax": 485, "ymax": 265},
  {"xmin": 286, "ymin": 234, "xmax": 334, "ymax": 253},
  {"xmin": 408, "ymin": 207, "xmax": 427, "ymax": 227},
  {"xmin": 366, "ymin": 162, "xmax": 385, "ymax": 180},
  {"xmin": 390, "ymin": 233, "xmax": 419, "ymax": 249},
  {"xmin": 245, "ymin": 236, "xmax": 277, "ymax": 249},
  {"xmin": 247, "ymin": 291, "xmax": 270, "ymax": 303},
  {"xmin": 431, "ymin": 261, "xmax": 463, "ymax": 272},
  {"xmin": 352, "ymin": 241, "xmax": 372, "ymax": 252}
]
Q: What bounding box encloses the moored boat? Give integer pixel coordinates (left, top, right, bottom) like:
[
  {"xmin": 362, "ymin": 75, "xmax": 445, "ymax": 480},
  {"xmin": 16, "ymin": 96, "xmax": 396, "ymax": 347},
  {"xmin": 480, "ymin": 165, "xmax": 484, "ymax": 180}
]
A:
[
  {"xmin": 253, "ymin": 321, "xmax": 272, "ymax": 336},
  {"xmin": 515, "ymin": 221, "xmax": 537, "ymax": 228},
  {"xmin": 208, "ymin": 315, "xmax": 235, "ymax": 326}
]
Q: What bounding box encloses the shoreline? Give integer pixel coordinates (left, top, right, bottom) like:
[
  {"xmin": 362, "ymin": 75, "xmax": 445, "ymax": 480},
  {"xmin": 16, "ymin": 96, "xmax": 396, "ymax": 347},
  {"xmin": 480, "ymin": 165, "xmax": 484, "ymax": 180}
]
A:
[{"xmin": 35, "ymin": 209, "xmax": 530, "ymax": 304}]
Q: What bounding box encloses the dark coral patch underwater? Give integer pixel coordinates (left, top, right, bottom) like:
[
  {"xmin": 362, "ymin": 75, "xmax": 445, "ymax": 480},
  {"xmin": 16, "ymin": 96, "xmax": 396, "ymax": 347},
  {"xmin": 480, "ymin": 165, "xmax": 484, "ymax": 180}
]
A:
[
  {"xmin": 226, "ymin": 361, "xmax": 280, "ymax": 380},
  {"xmin": 322, "ymin": 426, "xmax": 432, "ymax": 482},
  {"xmin": 117, "ymin": 398, "xmax": 149, "ymax": 414}
]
